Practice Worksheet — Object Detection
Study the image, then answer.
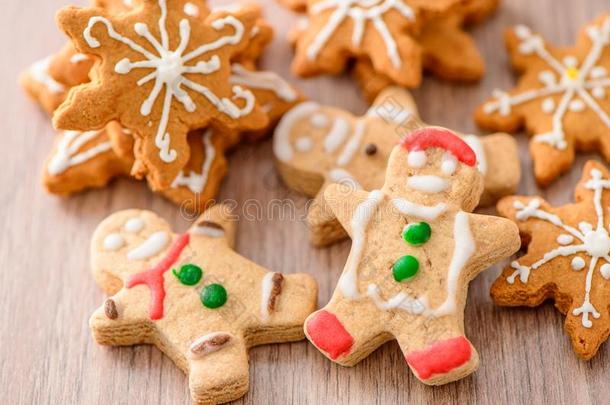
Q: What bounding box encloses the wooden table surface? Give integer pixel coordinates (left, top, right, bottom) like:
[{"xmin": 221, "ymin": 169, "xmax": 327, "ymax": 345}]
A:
[{"xmin": 2, "ymin": 0, "xmax": 609, "ymax": 404}]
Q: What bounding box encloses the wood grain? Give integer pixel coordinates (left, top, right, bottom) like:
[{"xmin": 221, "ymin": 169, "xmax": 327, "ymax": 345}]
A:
[{"xmin": 1, "ymin": 0, "xmax": 609, "ymax": 404}]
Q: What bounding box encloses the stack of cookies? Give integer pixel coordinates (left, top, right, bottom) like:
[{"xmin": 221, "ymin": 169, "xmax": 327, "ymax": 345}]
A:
[
  {"xmin": 281, "ymin": 0, "xmax": 498, "ymax": 101},
  {"xmin": 20, "ymin": 0, "xmax": 302, "ymax": 212}
]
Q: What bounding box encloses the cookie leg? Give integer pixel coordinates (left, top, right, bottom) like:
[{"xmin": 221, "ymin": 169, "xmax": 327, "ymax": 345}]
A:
[
  {"xmin": 395, "ymin": 318, "xmax": 479, "ymax": 385},
  {"xmin": 188, "ymin": 335, "xmax": 250, "ymax": 405},
  {"xmin": 304, "ymin": 298, "xmax": 389, "ymax": 366}
]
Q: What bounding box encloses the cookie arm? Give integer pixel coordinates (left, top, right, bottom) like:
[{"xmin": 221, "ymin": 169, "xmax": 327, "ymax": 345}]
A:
[
  {"xmin": 323, "ymin": 184, "xmax": 372, "ymax": 238},
  {"xmin": 189, "ymin": 203, "xmax": 237, "ymax": 248},
  {"xmin": 465, "ymin": 212, "xmax": 520, "ymax": 279}
]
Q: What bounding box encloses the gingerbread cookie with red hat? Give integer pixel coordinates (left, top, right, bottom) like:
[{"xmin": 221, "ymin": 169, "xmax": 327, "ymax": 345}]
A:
[
  {"xmin": 90, "ymin": 204, "xmax": 318, "ymax": 404},
  {"xmin": 304, "ymin": 126, "xmax": 520, "ymax": 384},
  {"xmin": 493, "ymin": 160, "xmax": 610, "ymax": 360},
  {"xmin": 274, "ymin": 87, "xmax": 520, "ymax": 246}
]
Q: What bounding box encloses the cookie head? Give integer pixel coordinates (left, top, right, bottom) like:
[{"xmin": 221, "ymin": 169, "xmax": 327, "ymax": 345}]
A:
[{"xmin": 385, "ymin": 127, "xmax": 483, "ymax": 209}]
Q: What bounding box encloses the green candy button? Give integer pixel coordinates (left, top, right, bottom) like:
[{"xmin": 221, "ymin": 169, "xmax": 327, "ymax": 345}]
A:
[
  {"xmin": 402, "ymin": 222, "xmax": 431, "ymax": 246},
  {"xmin": 392, "ymin": 255, "xmax": 419, "ymax": 282},
  {"xmin": 172, "ymin": 264, "xmax": 203, "ymax": 286},
  {"xmin": 201, "ymin": 284, "xmax": 228, "ymax": 309}
]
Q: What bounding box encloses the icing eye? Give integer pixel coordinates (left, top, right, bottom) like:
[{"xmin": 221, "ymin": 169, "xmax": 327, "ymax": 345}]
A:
[
  {"xmin": 364, "ymin": 143, "xmax": 377, "ymax": 155},
  {"xmin": 295, "ymin": 136, "xmax": 314, "ymax": 152},
  {"xmin": 407, "ymin": 151, "xmax": 426, "ymax": 168},
  {"xmin": 441, "ymin": 153, "xmax": 458, "ymax": 175},
  {"xmin": 310, "ymin": 113, "xmax": 329, "ymax": 128}
]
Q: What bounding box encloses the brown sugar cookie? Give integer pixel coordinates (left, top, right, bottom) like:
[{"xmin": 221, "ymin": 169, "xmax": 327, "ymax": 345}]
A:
[
  {"xmin": 352, "ymin": 0, "xmax": 498, "ymax": 101},
  {"xmin": 475, "ymin": 15, "xmax": 610, "ymax": 186},
  {"xmin": 303, "ymin": 127, "xmax": 520, "ymax": 384},
  {"xmin": 492, "ymin": 160, "xmax": 610, "ymax": 360},
  {"xmin": 290, "ymin": 0, "xmax": 464, "ymax": 87},
  {"xmin": 90, "ymin": 205, "xmax": 318, "ymax": 404},
  {"xmin": 273, "ymin": 87, "xmax": 520, "ymax": 246},
  {"xmin": 54, "ymin": 0, "xmax": 268, "ymax": 189},
  {"xmin": 43, "ymin": 126, "xmax": 133, "ymax": 195}
]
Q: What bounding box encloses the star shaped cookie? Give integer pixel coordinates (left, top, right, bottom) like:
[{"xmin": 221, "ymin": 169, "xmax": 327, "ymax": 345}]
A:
[
  {"xmin": 90, "ymin": 205, "xmax": 318, "ymax": 404},
  {"xmin": 274, "ymin": 86, "xmax": 520, "ymax": 246},
  {"xmin": 492, "ymin": 160, "xmax": 610, "ymax": 360},
  {"xmin": 291, "ymin": 0, "xmax": 462, "ymax": 87},
  {"xmin": 475, "ymin": 15, "xmax": 610, "ymax": 186},
  {"xmin": 54, "ymin": 0, "xmax": 268, "ymax": 189},
  {"xmin": 304, "ymin": 127, "xmax": 520, "ymax": 384}
]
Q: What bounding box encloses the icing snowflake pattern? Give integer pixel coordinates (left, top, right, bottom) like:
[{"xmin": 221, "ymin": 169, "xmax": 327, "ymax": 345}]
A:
[
  {"xmin": 483, "ymin": 18, "xmax": 610, "ymax": 150},
  {"xmin": 509, "ymin": 168, "xmax": 610, "ymax": 328},
  {"xmin": 83, "ymin": 0, "xmax": 255, "ymax": 163},
  {"xmin": 307, "ymin": 0, "xmax": 415, "ymax": 68}
]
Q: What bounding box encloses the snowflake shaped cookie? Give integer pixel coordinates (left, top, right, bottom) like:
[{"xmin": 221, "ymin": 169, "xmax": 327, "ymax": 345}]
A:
[
  {"xmin": 291, "ymin": 0, "xmax": 460, "ymax": 86},
  {"xmin": 90, "ymin": 205, "xmax": 317, "ymax": 404},
  {"xmin": 54, "ymin": 0, "xmax": 268, "ymax": 189},
  {"xmin": 304, "ymin": 127, "xmax": 519, "ymax": 384},
  {"xmin": 475, "ymin": 15, "xmax": 610, "ymax": 186},
  {"xmin": 493, "ymin": 160, "xmax": 610, "ymax": 359}
]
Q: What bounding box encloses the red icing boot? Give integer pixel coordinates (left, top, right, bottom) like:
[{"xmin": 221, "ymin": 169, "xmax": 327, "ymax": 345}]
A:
[
  {"xmin": 405, "ymin": 336, "xmax": 472, "ymax": 380},
  {"xmin": 306, "ymin": 310, "xmax": 353, "ymax": 360}
]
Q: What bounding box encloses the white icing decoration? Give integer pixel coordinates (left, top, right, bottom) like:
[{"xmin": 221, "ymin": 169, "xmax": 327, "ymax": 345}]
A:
[
  {"xmin": 83, "ymin": 0, "xmax": 255, "ymax": 163},
  {"xmin": 260, "ymin": 272, "xmax": 276, "ymax": 319},
  {"xmin": 126, "ymin": 231, "xmax": 170, "ymax": 260},
  {"xmin": 407, "ymin": 151, "xmax": 426, "ymax": 168},
  {"xmin": 329, "ymin": 168, "xmax": 362, "ymax": 189},
  {"xmin": 171, "ymin": 130, "xmax": 215, "ymax": 193},
  {"xmin": 124, "ymin": 217, "xmax": 145, "ymax": 233},
  {"xmin": 336, "ymin": 120, "xmax": 366, "ymax": 166},
  {"xmin": 192, "ymin": 224, "xmax": 225, "ymax": 238},
  {"xmin": 509, "ymin": 168, "xmax": 610, "ymax": 328},
  {"xmin": 571, "ymin": 256, "xmax": 585, "ymax": 270},
  {"xmin": 541, "ymin": 97, "xmax": 555, "ymax": 113},
  {"xmin": 323, "ymin": 117, "xmax": 349, "ymax": 153},
  {"xmin": 341, "ymin": 189, "xmax": 473, "ymax": 317},
  {"xmin": 48, "ymin": 130, "xmax": 112, "ymax": 176},
  {"xmin": 310, "ymin": 113, "xmax": 329, "ymax": 128},
  {"xmin": 557, "ymin": 234, "xmax": 574, "ymax": 245},
  {"xmin": 70, "ymin": 53, "xmax": 89, "ymax": 64},
  {"xmin": 183, "ymin": 2, "xmax": 199, "ymax": 17},
  {"xmin": 295, "ymin": 136, "xmax": 314, "ymax": 152},
  {"xmin": 441, "ymin": 153, "xmax": 457, "ymax": 176},
  {"xmin": 104, "ymin": 233, "xmax": 125, "ymax": 251},
  {"xmin": 29, "ymin": 57, "xmax": 64, "ymax": 93},
  {"xmin": 306, "ymin": 0, "xmax": 415, "ymax": 68},
  {"xmin": 483, "ymin": 18, "xmax": 610, "ymax": 151},
  {"xmin": 274, "ymin": 102, "xmax": 321, "ymax": 162},
  {"xmin": 462, "ymin": 135, "xmax": 487, "ymax": 174},
  {"xmin": 229, "ymin": 64, "xmax": 298, "ymax": 102},
  {"xmin": 407, "ymin": 175, "xmax": 449, "ymax": 194},
  {"xmin": 601, "ymin": 263, "xmax": 610, "ymax": 279}
]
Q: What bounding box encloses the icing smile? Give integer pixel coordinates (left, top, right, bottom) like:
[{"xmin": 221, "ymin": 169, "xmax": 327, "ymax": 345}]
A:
[{"xmin": 407, "ymin": 175, "xmax": 450, "ymax": 193}]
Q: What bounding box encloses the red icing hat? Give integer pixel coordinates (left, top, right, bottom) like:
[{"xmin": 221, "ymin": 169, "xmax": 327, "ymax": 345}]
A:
[{"xmin": 400, "ymin": 127, "xmax": 477, "ymax": 167}]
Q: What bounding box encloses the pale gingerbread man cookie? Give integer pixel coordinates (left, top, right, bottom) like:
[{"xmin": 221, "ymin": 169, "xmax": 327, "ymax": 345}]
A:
[
  {"xmin": 303, "ymin": 127, "xmax": 520, "ymax": 384},
  {"xmin": 492, "ymin": 160, "xmax": 610, "ymax": 360},
  {"xmin": 475, "ymin": 15, "xmax": 610, "ymax": 186},
  {"xmin": 90, "ymin": 205, "xmax": 318, "ymax": 404},
  {"xmin": 274, "ymin": 87, "xmax": 520, "ymax": 246}
]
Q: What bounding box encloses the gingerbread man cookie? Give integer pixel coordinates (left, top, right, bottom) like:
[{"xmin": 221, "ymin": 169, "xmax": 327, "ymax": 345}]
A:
[
  {"xmin": 290, "ymin": 0, "xmax": 462, "ymax": 87},
  {"xmin": 274, "ymin": 87, "xmax": 520, "ymax": 246},
  {"xmin": 475, "ymin": 15, "xmax": 610, "ymax": 186},
  {"xmin": 90, "ymin": 205, "xmax": 318, "ymax": 404},
  {"xmin": 493, "ymin": 160, "xmax": 610, "ymax": 360},
  {"xmin": 303, "ymin": 127, "xmax": 520, "ymax": 384},
  {"xmin": 55, "ymin": 0, "xmax": 268, "ymax": 189}
]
